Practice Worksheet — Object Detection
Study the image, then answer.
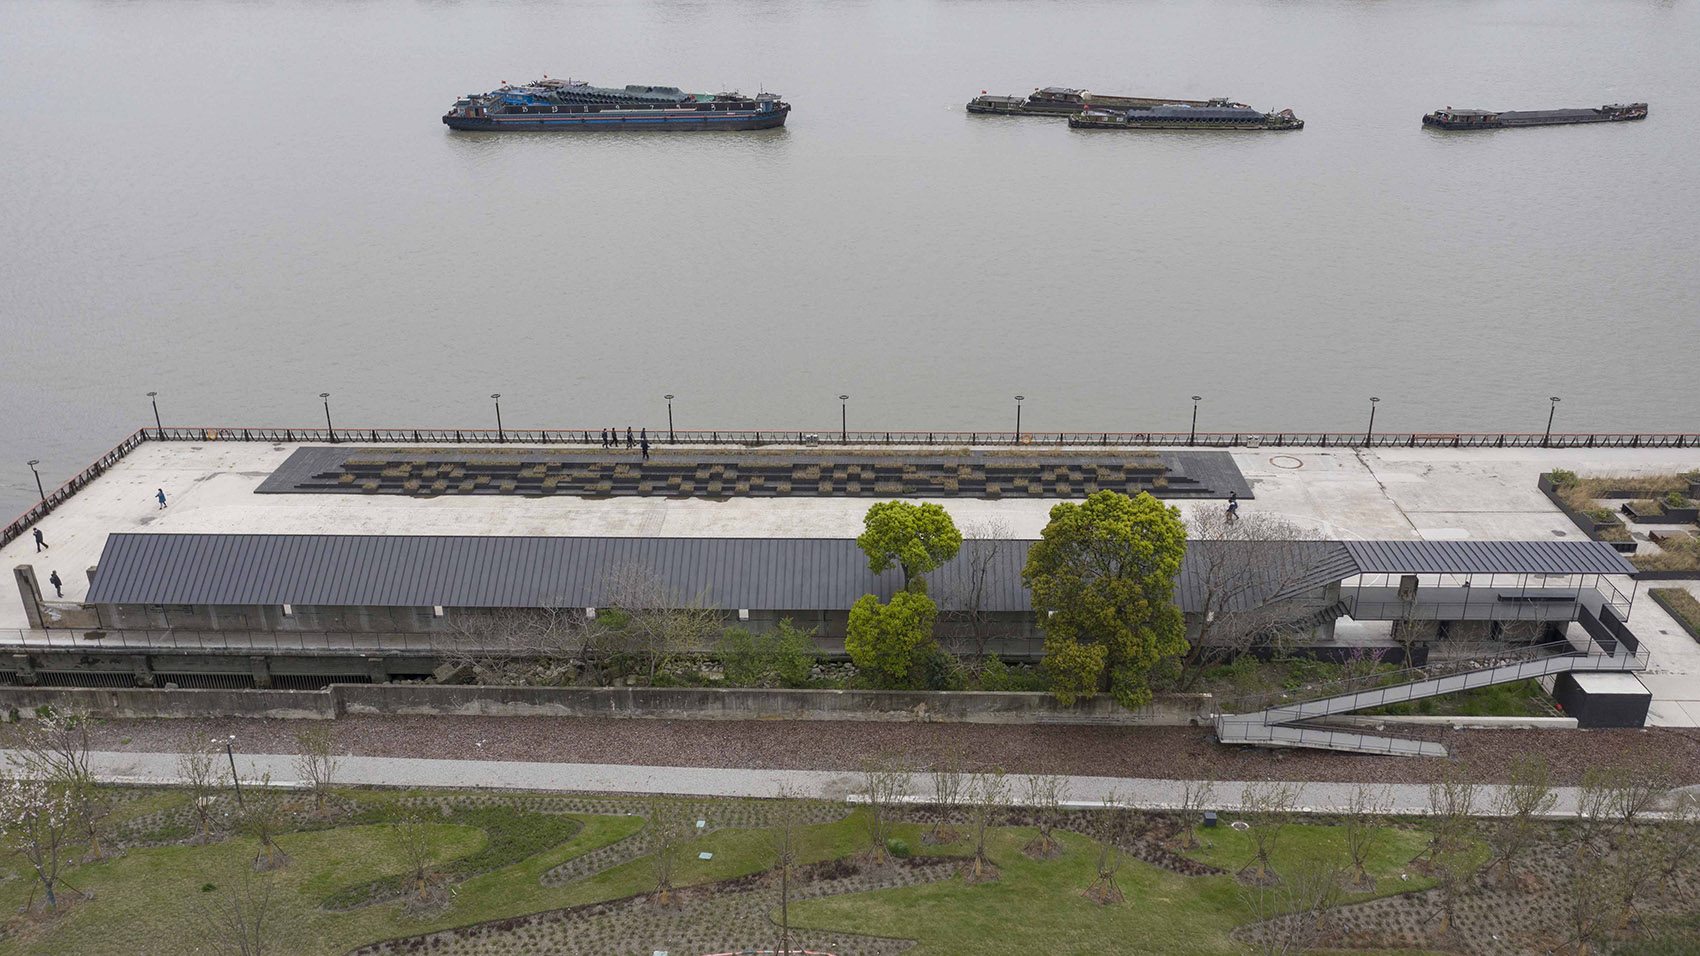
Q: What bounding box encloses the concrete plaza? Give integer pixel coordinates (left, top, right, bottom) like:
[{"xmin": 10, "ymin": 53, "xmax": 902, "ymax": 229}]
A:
[{"xmin": 5, "ymin": 440, "xmax": 1698, "ymax": 723}]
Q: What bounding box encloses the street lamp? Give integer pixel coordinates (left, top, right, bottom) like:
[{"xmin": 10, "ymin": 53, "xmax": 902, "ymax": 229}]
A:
[
  {"xmin": 664, "ymin": 394, "xmax": 675, "ymax": 443},
  {"xmin": 320, "ymin": 392, "xmax": 335, "ymax": 443},
  {"xmin": 1189, "ymin": 396, "xmax": 1203, "ymax": 446},
  {"xmin": 491, "ymin": 393, "xmax": 504, "ymax": 442},
  {"xmin": 225, "ymin": 735, "xmax": 245, "ymax": 808},
  {"xmin": 1543, "ymin": 396, "xmax": 1562, "ymax": 447},
  {"xmin": 839, "ymin": 394, "xmax": 849, "ymax": 444},
  {"xmin": 26, "ymin": 460, "xmax": 45, "ymax": 502},
  {"xmin": 1366, "ymin": 397, "xmax": 1380, "ymax": 447},
  {"xmin": 1014, "ymin": 395, "xmax": 1025, "ymax": 443},
  {"xmin": 146, "ymin": 391, "xmax": 162, "ymax": 434}
]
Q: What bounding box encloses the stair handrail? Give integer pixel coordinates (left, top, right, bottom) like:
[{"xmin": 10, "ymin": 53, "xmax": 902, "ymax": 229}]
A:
[{"xmin": 1215, "ymin": 636, "xmax": 1636, "ymax": 716}]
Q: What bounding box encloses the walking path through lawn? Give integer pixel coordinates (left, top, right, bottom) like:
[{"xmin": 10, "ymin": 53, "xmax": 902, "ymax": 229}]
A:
[{"xmin": 22, "ymin": 749, "xmax": 1698, "ymax": 818}]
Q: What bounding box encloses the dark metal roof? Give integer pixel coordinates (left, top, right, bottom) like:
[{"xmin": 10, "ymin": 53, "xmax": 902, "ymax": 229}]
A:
[
  {"xmin": 86, "ymin": 534, "xmax": 914, "ymax": 611},
  {"xmin": 85, "ymin": 534, "xmax": 1632, "ymax": 615},
  {"xmin": 1342, "ymin": 540, "xmax": 1636, "ymax": 575}
]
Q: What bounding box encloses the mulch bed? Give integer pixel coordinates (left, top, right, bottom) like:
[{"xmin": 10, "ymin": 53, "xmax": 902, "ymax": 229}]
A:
[{"xmin": 86, "ymin": 716, "xmax": 1700, "ymax": 787}]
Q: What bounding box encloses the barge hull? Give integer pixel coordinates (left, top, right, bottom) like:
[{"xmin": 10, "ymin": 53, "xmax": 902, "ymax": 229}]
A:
[{"xmin": 444, "ymin": 111, "xmax": 787, "ymax": 131}]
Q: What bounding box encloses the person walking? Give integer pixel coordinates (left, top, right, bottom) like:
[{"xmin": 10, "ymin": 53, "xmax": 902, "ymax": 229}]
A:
[
  {"xmin": 1227, "ymin": 491, "xmax": 1239, "ymax": 521},
  {"xmin": 640, "ymin": 427, "xmax": 647, "ymax": 444},
  {"xmin": 48, "ymin": 571, "xmax": 62, "ymax": 598},
  {"xmin": 33, "ymin": 528, "xmax": 47, "ymax": 552},
  {"xmin": 608, "ymin": 427, "xmax": 618, "ymax": 451},
  {"xmin": 156, "ymin": 488, "xmax": 168, "ymax": 509},
  {"xmin": 640, "ymin": 438, "xmax": 651, "ymax": 461},
  {"xmin": 599, "ymin": 429, "xmax": 609, "ymax": 449},
  {"xmin": 625, "ymin": 426, "xmax": 634, "ymax": 448}
]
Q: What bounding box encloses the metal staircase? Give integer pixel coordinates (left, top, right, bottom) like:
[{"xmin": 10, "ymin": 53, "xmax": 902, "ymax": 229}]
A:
[{"xmin": 1215, "ymin": 628, "xmax": 1649, "ymax": 757}]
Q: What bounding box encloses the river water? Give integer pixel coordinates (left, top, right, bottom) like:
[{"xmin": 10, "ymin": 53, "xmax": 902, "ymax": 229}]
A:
[{"xmin": 2, "ymin": 0, "xmax": 1696, "ymax": 517}]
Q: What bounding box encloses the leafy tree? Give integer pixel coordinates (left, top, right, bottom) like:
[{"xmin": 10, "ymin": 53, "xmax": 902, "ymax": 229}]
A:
[
  {"xmin": 717, "ymin": 619, "xmax": 819, "ymax": 688},
  {"xmin": 1023, "ymin": 491, "xmax": 1188, "ymax": 708},
  {"xmin": 846, "ymin": 590, "xmax": 939, "ymax": 687},
  {"xmin": 857, "ymin": 501, "xmax": 962, "ymax": 594}
]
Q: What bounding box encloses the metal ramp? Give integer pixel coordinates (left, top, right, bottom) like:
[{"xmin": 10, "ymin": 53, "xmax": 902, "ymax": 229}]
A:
[{"xmin": 1215, "ymin": 619, "xmax": 1649, "ymax": 757}]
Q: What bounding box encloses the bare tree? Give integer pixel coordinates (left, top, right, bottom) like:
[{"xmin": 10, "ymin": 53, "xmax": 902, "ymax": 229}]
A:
[
  {"xmin": 1605, "ymin": 761, "xmax": 1675, "ymax": 837},
  {"xmin": 1562, "ymin": 851, "xmax": 1617, "ymax": 956},
  {"xmin": 0, "ymin": 774, "xmax": 80, "ymax": 910},
  {"xmin": 1651, "ymin": 792, "xmax": 1700, "ymax": 899},
  {"xmin": 1177, "ymin": 776, "xmax": 1217, "ymax": 851},
  {"xmin": 292, "ymin": 726, "xmax": 340, "ymax": 815},
  {"xmin": 768, "ymin": 785, "xmax": 807, "ymax": 956},
  {"xmin": 1574, "ymin": 766, "xmax": 1617, "ymax": 855},
  {"xmin": 1419, "ymin": 767, "xmax": 1477, "ymax": 870},
  {"xmin": 1179, "ymin": 513, "xmax": 1338, "ymax": 688},
  {"xmin": 1237, "ymin": 855, "xmax": 1345, "ymax": 956},
  {"xmin": 7, "ymin": 706, "xmax": 111, "ymax": 860},
  {"xmin": 966, "ymin": 768, "xmax": 1009, "ymax": 880},
  {"xmin": 860, "ymin": 753, "xmax": 914, "ymax": 864},
  {"xmin": 237, "ymin": 774, "xmax": 289, "ymax": 870},
  {"xmin": 1489, "ymin": 754, "xmax": 1556, "ymax": 885},
  {"xmin": 394, "ymin": 813, "xmax": 436, "ymax": 902},
  {"xmin": 602, "ymin": 561, "xmax": 724, "ymax": 680},
  {"xmin": 1021, "ymin": 772, "xmax": 1069, "ymax": 859},
  {"xmin": 177, "ymin": 731, "xmax": 231, "ymax": 839},
  {"xmin": 926, "ymin": 756, "xmax": 965, "ymax": 845},
  {"xmin": 940, "ymin": 518, "xmax": 1010, "ymax": 659},
  {"xmin": 187, "ymin": 869, "xmax": 275, "ymax": 956},
  {"xmin": 1085, "ymin": 790, "xmax": 1126, "ymax": 905},
  {"xmin": 441, "ymin": 603, "xmax": 588, "ymax": 677},
  {"xmin": 646, "ymin": 796, "xmax": 691, "ymax": 905},
  {"xmin": 1610, "ymin": 828, "xmax": 1662, "ymax": 930},
  {"xmin": 1341, "ymin": 783, "xmax": 1391, "ymax": 890},
  {"xmin": 1240, "ymin": 780, "xmax": 1301, "ymax": 882}
]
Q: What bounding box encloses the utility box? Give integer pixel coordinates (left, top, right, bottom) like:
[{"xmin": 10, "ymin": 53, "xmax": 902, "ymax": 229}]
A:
[{"xmin": 1203, "ymin": 811, "xmax": 1219, "ymax": 828}]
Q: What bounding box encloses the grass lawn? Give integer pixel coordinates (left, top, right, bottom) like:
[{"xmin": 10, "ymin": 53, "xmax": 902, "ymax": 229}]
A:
[
  {"xmin": 1361, "ymin": 678, "xmax": 1553, "ymax": 718},
  {"xmin": 0, "ymin": 789, "xmax": 1450, "ymax": 956},
  {"xmin": 788, "ymin": 823, "xmax": 1438, "ymax": 956}
]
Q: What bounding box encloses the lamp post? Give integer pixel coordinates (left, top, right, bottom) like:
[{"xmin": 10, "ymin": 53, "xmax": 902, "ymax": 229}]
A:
[
  {"xmin": 1014, "ymin": 395, "xmax": 1025, "ymax": 444},
  {"xmin": 1189, "ymin": 396, "xmax": 1202, "ymax": 446},
  {"xmin": 225, "ymin": 735, "xmax": 244, "ymax": 808},
  {"xmin": 491, "ymin": 393, "xmax": 504, "ymax": 442},
  {"xmin": 1543, "ymin": 396, "xmax": 1561, "ymax": 447},
  {"xmin": 320, "ymin": 392, "xmax": 335, "ymax": 443},
  {"xmin": 1365, "ymin": 396, "xmax": 1380, "ymax": 447},
  {"xmin": 146, "ymin": 391, "xmax": 162, "ymax": 434},
  {"xmin": 664, "ymin": 394, "xmax": 675, "ymax": 443},
  {"xmin": 26, "ymin": 460, "xmax": 45, "ymax": 502},
  {"xmin": 839, "ymin": 394, "xmax": 849, "ymax": 444}
]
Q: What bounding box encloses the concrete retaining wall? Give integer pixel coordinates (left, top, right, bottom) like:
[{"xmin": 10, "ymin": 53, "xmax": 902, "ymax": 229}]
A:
[
  {"xmin": 0, "ymin": 686, "xmax": 336, "ymax": 720},
  {"xmin": 0, "ymin": 684, "xmax": 1215, "ymax": 726}
]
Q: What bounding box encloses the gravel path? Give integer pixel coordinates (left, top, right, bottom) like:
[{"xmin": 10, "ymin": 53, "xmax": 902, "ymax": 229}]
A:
[{"xmin": 83, "ymin": 716, "xmax": 1700, "ymax": 786}]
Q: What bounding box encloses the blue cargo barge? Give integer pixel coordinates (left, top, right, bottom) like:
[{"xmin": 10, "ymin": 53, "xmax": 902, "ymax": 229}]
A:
[{"xmin": 443, "ymin": 77, "xmax": 789, "ymax": 131}]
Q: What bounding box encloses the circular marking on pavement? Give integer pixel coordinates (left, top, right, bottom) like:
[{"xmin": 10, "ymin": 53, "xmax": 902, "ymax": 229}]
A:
[{"xmin": 1269, "ymin": 455, "xmax": 1304, "ymax": 469}]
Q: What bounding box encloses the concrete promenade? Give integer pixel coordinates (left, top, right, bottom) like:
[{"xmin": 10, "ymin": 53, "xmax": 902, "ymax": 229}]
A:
[
  {"xmin": 5, "ymin": 441, "xmax": 1698, "ymax": 723},
  {"xmin": 30, "ymin": 749, "xmax": 1700, "ymax": 819}
]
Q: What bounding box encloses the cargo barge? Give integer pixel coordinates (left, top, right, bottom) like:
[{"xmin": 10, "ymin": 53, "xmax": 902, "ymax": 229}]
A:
[
  {"xmin": 443, "ymin": 77, "xmax": 788, "ymax": 131},
  {"xmin": 1421, "ymin": 103, "xmax": 1646, "ymax": 130},
  {"xmin": 967, "ymin": 87, "xmax": 1214, "ymax": 116},
  {"xmin": 1068, "ymin": 102, "xmax": 1303, "ymax": 131}
]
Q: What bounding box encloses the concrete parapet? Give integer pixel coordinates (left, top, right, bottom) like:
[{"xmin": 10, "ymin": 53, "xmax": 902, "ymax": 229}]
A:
[
  {"xmin": 14, "ymin": 566, "xmax": 44, "ymax": 629},
  {"xmin": 0, "ymin": 684, "xmax": 1215, "ymax": 726}
]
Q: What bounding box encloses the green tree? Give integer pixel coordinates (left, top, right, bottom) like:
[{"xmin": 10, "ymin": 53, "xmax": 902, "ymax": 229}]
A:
[
  {"xmin": 1023, "ymin": 490, "xmax": 1188, "ymax": 708},
  {"xmin": 856, "ymin": 501, "xmax": 963, "ymax": 594},
  {"xmin": 846, "ymin": 590, "xmax": 939, "ymax": 687}
]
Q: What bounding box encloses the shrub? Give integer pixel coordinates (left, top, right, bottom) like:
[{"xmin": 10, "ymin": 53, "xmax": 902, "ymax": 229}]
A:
[
  {"xmin": 975, "ymin": 656, "xmax": 1047, "ymax": 693},
  {"xmin": 1549, "ymin": 469, "xmax": 1578, "ymax": 486},
  {"xmin": 885, "ymin": 837, "xmax": 912, "ymax": 859},
  {"xmin": 716, "ymin": 620, "xmax": 819, "ymax": 688},
  {"xmin": 1663, "ymin": 491, "xmax": 1693, "ymax": 510}
]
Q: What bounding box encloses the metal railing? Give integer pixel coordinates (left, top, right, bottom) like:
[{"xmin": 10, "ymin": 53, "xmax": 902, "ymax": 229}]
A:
[
  {"xmin": 136, "ymin": 426, "xmax": 1700, "ymax": 450},
  {"xmin": 1, "ymin": 430, "xmax": 148, "ymax": 550},
  {"xmin": 1214, "ymin": 719, "xmax": 1448, "ymax": 757}
]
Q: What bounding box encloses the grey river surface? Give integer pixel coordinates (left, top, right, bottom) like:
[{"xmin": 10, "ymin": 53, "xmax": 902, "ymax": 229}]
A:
[{"xmin": 2, "ymin": 0, "xmax": 1697, "ymax": 518}]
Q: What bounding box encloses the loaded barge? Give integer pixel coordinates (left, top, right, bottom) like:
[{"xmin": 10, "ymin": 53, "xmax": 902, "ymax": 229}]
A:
[
  {"xmin": 1422, "ymin": 103, "xmax": 1646, "ymax": 130},
  {"xmin": 967, "ymin": 87, "xmax": 1214, "ymax": 116},
  {"xmin": 443, "ymin": 77, "xmax": 788, "ymax": 131},
  {"xmin": 1069, "ymin": 102, "xmax": 1303, "ymax": 131}
]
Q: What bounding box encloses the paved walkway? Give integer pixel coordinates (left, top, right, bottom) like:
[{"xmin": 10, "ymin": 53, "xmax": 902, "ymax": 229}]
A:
[{"xmin": 35, "ymin": 749, "xmax": 1699, "ymax": 819}]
